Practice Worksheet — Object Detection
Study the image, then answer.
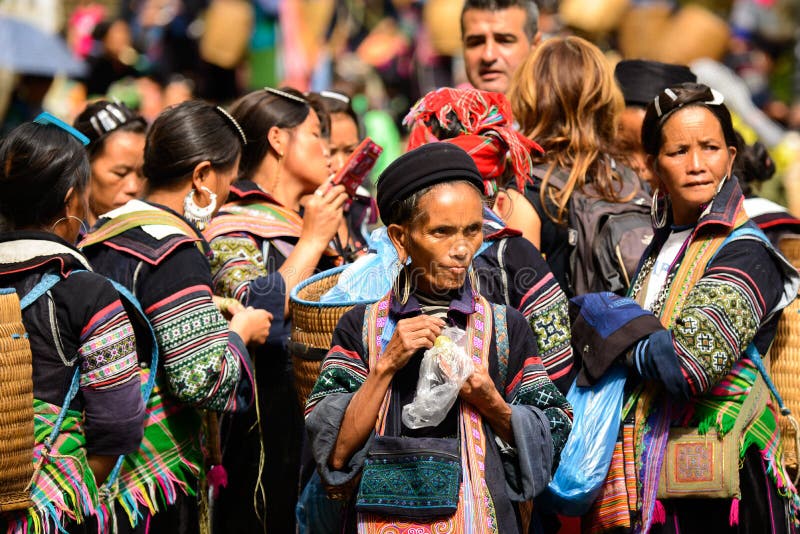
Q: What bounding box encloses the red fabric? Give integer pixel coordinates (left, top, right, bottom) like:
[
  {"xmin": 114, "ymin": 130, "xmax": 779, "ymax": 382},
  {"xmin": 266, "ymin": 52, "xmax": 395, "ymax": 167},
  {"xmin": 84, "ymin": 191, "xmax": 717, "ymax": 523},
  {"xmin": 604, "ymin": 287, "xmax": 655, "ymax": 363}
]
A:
[{"xmin": 404, "ymin": 87, "xmax": 543, "ymax": 192}]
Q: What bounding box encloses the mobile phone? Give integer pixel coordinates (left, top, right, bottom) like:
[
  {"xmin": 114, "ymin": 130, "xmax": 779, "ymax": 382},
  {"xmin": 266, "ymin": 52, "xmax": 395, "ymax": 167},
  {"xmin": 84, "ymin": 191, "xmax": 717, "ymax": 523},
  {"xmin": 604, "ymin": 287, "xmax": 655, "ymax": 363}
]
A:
[{"xmin": 330, "ymin": 137, "xmax": 383, "ymax": 199}]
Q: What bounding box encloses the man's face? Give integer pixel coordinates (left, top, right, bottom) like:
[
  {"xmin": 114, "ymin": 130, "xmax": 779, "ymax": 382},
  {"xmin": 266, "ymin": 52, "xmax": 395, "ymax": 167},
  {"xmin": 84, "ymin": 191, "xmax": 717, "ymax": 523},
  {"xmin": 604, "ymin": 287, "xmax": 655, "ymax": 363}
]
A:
[{"xmin": 462, "ymin": 7, "xmax": 533, "ymax": 94}]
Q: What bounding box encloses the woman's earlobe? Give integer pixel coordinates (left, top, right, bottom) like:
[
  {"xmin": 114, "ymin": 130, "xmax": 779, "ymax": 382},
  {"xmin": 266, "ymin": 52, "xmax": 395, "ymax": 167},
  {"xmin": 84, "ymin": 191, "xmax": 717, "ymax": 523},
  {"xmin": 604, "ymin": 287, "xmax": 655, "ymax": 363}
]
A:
[
  {"xmin": 267, "ymin": 126, "xmax": 285, "ymax": 155},
  {"xmin": 386, "ymin": 223, "xmax": 408, "ymax": 260},
  {"xmin": 191, "ymin": 161, "xmax": 212, "ymax": 188}
]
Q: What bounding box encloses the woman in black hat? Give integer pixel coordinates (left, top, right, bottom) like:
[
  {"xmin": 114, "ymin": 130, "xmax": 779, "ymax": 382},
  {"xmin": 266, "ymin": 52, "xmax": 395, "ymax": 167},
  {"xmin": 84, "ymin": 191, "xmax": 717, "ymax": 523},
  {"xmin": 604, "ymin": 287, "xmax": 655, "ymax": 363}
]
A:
[{"xmin": 305, "ymin": 143, "xmax": 572, "ymax": 533}]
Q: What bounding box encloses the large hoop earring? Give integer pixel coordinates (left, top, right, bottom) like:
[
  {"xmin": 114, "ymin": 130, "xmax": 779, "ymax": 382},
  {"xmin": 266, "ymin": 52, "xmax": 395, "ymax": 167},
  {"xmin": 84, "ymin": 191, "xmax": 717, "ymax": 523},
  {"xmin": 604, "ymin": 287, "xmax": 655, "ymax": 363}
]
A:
[
  {"xmin": 184, "ymin": 186, "xmax": 217, "ymax": 230},
  {"xmin": 392, "ymin": 262, "xmax": 410, "ymax": 306},
  {"xmin": 51, "ymin": 215, "xmax": 88, "ymax": 236},
  {"xmin": 650, "ymin": 188, "xmax": 668, "ymax": 229}
]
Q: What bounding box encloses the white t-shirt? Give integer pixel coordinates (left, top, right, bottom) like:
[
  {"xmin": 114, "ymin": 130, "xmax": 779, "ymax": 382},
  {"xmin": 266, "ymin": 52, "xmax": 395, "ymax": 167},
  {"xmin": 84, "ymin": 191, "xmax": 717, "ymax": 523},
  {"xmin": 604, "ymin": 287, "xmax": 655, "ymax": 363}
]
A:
[{"xmin": 642, "ymin": 227, "xmax": 694, "ymax": 311}]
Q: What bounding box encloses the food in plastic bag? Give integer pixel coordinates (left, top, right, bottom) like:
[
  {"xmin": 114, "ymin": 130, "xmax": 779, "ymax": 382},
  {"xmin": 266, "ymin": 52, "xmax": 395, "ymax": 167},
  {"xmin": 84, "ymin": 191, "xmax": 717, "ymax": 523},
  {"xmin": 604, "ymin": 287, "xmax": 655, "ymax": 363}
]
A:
[
  {"xmin": 319, "ymin": 227, "xmax": 400, "ymax": 304},
  {"xmin": 402, "ymin": 327, "xmax": 473, "ymax": 429},
  {"xmin": 541, "ymin": 365, "xmax": 627, "ymax": 516}
]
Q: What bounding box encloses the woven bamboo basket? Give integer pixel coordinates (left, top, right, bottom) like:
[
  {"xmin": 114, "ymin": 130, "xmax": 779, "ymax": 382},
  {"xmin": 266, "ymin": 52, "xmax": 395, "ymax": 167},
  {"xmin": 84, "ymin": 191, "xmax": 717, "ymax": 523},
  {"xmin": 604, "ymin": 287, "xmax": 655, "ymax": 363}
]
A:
[
  {"xmin": 289, "ymin": 266, "xmax": 377, "ymax": 408},
  {"xmin": 771, "ymin": 236, "xmax": 800, "ymax": 477},
  {"xmin": 0, "ymin": 289, "xmax": 34, "ymax": 512}
]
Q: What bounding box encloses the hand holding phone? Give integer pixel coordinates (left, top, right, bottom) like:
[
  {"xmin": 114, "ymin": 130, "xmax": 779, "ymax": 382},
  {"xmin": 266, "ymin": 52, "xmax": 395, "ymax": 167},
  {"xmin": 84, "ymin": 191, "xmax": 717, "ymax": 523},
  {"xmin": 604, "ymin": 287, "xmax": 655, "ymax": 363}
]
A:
[{"xmin": 330, "ymin": 137, "xmax": 383, "ymax": 201}]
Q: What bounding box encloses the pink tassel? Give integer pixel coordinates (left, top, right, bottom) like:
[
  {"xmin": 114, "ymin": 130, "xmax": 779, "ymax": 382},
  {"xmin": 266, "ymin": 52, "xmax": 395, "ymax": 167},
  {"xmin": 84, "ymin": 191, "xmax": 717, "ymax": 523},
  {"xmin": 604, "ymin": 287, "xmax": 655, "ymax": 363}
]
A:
[
  {"xmin": 207, "ymin": 464, "xmax": 228, "ymax": 499},
  {"xmin": 729, "ymin": 497, "xmax": 740, "ymax": 526},
  {"xmin": 653, "ymin": 499, "xmax": 667, "ymax": 524}
]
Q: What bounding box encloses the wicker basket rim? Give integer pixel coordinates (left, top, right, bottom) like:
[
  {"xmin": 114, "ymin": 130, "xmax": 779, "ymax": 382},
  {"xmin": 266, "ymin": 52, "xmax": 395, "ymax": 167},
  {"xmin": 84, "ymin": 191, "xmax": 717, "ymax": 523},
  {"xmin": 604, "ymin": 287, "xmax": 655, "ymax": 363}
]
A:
[{"xmin": 289, "ymin": 265, "xmax": 381, "ymax": 308}]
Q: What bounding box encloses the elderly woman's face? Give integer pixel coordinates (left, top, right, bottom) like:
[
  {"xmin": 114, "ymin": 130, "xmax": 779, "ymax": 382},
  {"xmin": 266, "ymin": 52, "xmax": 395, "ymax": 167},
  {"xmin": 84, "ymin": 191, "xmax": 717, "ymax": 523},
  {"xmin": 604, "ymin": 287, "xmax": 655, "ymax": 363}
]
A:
[
  {"xmin": 652, "ymin": 106, "xmax": 736, "ymax": 226},
  {"xmin": 400, "ymin": 182, "xmax": 484, "ymax": 295}
]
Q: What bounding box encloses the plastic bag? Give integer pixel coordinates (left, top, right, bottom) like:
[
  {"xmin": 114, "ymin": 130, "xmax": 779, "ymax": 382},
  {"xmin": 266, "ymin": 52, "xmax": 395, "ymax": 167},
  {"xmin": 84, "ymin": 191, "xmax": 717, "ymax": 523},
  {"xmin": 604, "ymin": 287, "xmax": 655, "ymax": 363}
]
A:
[
  {"xmin": 541, "ymin": 365, "xmax": 627, "ymax": 516},
  {"xmin": 402, "ymin": 327, "xmax": 473, "ymax": 429},
  {"xmin": 319, "ymin": 227, "xmax": 400, "ymax": 304}
]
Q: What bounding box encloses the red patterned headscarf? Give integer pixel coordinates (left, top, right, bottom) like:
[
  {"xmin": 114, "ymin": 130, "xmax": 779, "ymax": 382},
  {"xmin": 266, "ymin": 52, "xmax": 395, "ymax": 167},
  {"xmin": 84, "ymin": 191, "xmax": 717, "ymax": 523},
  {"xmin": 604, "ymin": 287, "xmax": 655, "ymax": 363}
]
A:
[{"xmin": 404, "ymin": 87, "xmax": 543, "ymax": 195}]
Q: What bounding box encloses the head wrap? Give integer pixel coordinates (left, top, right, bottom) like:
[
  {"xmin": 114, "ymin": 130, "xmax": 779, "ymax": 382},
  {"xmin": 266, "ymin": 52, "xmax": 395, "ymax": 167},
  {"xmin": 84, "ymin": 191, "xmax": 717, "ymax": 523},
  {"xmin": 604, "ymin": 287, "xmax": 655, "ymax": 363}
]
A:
[
  {"xmin": 614, "ymin": 60, "xmax": 696, "ymax": 107},
  {"xmin": 376, "ymin": 143, "xmax": 484, "ymax": 225},
  {"xmin": 403, "ymin": 87, "xmax": 543, "ymax": 195}
]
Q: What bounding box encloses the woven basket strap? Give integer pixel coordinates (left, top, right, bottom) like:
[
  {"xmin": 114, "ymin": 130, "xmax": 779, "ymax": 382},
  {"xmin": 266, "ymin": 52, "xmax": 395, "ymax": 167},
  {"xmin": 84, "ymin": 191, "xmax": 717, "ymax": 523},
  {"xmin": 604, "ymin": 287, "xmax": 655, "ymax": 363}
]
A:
[
  {"xmin": 18, "ymin": 272, "xmax": 76, "ymax": 452},
  {"xmin": 19, "ymin": 272, "xmax": 73, "ymax": 451},
  {"xmin": 43, "ymin": 367, "xmax": 80, "ymax": 451}
]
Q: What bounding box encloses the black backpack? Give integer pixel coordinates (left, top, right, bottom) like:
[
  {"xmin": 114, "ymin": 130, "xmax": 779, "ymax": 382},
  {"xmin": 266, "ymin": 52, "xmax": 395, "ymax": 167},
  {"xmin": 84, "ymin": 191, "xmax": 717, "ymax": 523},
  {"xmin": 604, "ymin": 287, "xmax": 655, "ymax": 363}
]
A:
[{"xmin": 533, "ymin": 162, "xmax": 653, "ymax": 296}]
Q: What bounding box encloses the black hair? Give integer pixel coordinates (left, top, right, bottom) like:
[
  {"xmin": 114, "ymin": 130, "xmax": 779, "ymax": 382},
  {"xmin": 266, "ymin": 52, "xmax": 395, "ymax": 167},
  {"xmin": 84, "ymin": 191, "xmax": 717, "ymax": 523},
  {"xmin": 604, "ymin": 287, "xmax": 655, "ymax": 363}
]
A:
[
  {"xmin": 74, "ymin": 99, "xmax": 147, "ymax": 161},
  {"xmin": 305, "ymin": 92, "xmax": 332, "ymax": 140},
  {"xmin": 229, "ymin": 87, "xmax": 312, "ymax": 181},
  {"xmin": 642, "ymin": 82, "xmax": 738, "ymax": 158},
  {"xmin": 142, "ymin": 100, "xmax": 241, "ymax": 189},
  {"xmin": 319, "ymin": 91, "xmax": 362, "ymax": 137},
  {"xmin": 733, "ymin": 131, "xmax": 775, "ymax": 197},
  {"xmin": 461, "ymin": 0, "xmax": 539, "ymax": 40},
  {"xmin": 384, "ymin": 181, "xmax": 486, "ymax": 227},
  {"xmin": 0, "ymin": 122, "xmax": 90, "ymax": 229}
]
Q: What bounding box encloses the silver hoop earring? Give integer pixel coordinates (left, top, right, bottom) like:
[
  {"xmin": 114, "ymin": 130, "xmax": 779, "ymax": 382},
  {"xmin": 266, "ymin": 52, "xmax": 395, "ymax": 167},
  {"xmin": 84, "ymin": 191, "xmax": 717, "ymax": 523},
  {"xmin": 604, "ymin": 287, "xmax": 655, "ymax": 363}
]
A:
[
  {"xmin": 392, "ymin": 263, "xmax": 410, "ymax": 306},
  {"xmin": 51, "ymin": 215, "xmax": 88, "ymax": 236},
  {"xmin": 650, "ymin": 188, "xmax": 668, "ymax": 229},
  {"xmin": 184, "ymin": 186, "xmax": 217, "ymax": 230}
]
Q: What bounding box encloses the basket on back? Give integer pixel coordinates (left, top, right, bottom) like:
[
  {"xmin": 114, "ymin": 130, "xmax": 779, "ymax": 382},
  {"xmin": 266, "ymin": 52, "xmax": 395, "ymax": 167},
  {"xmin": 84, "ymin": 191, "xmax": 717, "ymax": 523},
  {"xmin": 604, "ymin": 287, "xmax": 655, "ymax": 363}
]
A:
[
  {"xmin": 771, "ymin": 235, "xmax": 800, "ymax": 477},
  {"xmin": 0, "ymin": 288, "xmax": 34, "ymax": 512},
  {"xmin": 290, "ymin": 266, "xmax": 374, "ymax": 407}
]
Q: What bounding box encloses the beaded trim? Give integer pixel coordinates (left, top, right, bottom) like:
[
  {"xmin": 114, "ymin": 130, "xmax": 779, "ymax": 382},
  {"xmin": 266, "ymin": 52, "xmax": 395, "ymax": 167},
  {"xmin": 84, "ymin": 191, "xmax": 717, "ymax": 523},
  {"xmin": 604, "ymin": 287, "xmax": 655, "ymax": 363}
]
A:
[
  {"xmin": 214, "ymin": 106, "xmax": 247, "ymax": 146},
  {"xmin": 264, "ymin": 86, "xmax": 308, "ymax": 105}
]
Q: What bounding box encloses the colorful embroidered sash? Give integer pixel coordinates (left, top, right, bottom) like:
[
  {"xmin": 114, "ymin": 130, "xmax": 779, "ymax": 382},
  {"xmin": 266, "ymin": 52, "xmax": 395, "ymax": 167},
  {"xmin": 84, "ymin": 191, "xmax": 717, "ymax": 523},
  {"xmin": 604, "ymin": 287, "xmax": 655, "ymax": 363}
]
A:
[
  {"xmin": 203, "ymin": 202, "xmax": 304, "ymax": 242},
  {"xmin": 2, "ymin": 401, "xmax": 98, "ymax": 534},
  {"xmin": 358, "ymin": 294, "xmax": 499, "ymax": 534},
  {"xmin": 204, "ymin": 201, "xmax": 340, "ymax": 258},
  {"xmin": 79, "ymin": 209, "xmax": 201, "ymax": 251}
]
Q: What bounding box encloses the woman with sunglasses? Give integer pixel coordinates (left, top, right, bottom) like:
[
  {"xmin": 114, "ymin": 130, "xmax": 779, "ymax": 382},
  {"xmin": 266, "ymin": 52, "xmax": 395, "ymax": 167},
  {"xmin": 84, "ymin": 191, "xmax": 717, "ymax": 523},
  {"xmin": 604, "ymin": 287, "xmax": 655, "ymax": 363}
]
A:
[
  {"xmin": 73, "ymin": 100, "xmax": 147, "ymax": 227},
  {"xmin": 203, "ymin": 86, "xmax": 348, "ymax": 533}
]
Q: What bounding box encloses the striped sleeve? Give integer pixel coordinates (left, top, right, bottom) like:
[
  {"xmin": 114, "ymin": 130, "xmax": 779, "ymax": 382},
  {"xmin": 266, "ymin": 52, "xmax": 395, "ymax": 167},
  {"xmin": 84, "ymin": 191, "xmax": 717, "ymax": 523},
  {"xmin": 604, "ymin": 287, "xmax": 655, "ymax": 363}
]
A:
[
  {"xmin": 75, "ymin": 278, "xmax": 145, "ymax": 455},
  {"xmin": 78, "ymin": 298, "xmax": 140, "ymax": 390},
  {"xmin": 505, "ymin": 310, "xmax": 573, "ymax": 468},
  {"xmin": 519, "ymin": 270, "xmax": 574, "ymax": 392},
  {"xmin": 635, "ymin": 239, "xmax": 783, "ymax": 397},
  {"xmin": 145, "ymin": 283, "xmax": 254, "ymax": 412},
  {"xmin": 305, "ymin": 306, "xmax": 368, "ymax": 417}
]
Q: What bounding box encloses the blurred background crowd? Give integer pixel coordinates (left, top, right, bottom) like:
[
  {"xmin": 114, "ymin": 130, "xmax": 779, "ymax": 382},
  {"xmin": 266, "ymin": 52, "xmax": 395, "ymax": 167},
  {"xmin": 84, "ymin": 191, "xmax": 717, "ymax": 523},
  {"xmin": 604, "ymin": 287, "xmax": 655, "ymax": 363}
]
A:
[{"xmin": 1, "ymin": 0, "xmax": 800, "ymax": 195}]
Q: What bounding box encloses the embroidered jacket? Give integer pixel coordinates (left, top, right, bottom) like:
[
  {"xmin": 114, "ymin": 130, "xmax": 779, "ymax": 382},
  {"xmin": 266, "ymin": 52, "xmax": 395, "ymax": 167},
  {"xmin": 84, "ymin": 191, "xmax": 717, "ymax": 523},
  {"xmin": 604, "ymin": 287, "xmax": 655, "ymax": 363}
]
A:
[
  {"xmin": 0, "ymin": 232, "xmax": 145, "ymax": 533},
  {"xmin": 478, "ymin": 208, "xmax": 574, "ymax": 393},
  {"xmin": 630, "ymin": 178, "xmax": 798, "ymax": 400},
  {"xmin": 613, "ymin": 177, "xmax": 800, "ymax": 531},
  {"xmin": 83, "ymin": 200, "xmax": 255, "ymax": 412},
  {"xmin": 305, "ymin": 284, "xmax": 573, "ymax": 534}
]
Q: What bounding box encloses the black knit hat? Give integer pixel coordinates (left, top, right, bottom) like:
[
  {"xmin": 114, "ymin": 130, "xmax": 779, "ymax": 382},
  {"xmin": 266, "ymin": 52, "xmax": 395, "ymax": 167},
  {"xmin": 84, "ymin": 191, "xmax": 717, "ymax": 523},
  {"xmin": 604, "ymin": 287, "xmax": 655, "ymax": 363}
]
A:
[
  {"xmin": 376, "ymin": 143, "xmax": 484, "ymax": 225},
  {"xmin": 615, "ymin": 59, "xmax": 696, "ymax": 107}
]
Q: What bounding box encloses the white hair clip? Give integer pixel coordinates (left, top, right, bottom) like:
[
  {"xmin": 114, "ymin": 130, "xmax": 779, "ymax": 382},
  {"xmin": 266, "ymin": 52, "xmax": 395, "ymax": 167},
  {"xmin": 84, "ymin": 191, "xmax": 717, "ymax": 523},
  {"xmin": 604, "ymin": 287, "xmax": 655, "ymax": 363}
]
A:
[{"xmin": 264, "ymin": 87, "xmax": 308, "ymax": 105}]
